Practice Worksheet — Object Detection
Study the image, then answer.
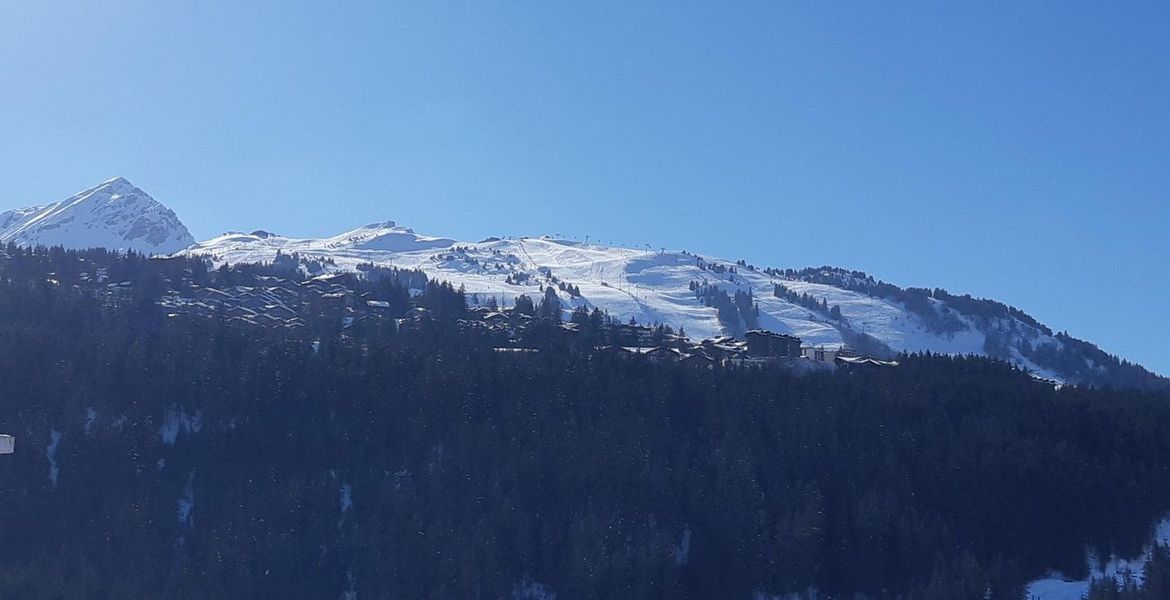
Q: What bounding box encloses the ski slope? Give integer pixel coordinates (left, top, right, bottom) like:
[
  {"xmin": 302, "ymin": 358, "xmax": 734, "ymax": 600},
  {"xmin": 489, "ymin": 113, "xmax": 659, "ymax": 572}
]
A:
[
  {"xmin": 183, "ymin": 221, "xmax": 1068, "ymax": 380},
  {"xmin": 3, "ymin": 175, "xmax": 1135, "ymax": 385}
]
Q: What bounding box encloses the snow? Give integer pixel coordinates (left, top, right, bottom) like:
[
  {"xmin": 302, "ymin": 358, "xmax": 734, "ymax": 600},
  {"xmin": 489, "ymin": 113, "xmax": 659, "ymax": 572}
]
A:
[
  {"xmin": 0, "ymin": 177, "xmax": 194, "ymax": 254},
  {"xmin": 342, "ymin": 569, "xmax": 357, "ymax": 600},
  {"xmin": 45, "ymin": 429, "xmax": 61, "ymax": 487},
  {"xmin": 177, "ymin": 471, "xmax": 195, "ymax": 527},
  {"xmin": 160, "ymin": 408, "xmax": 202, "ymax": 445},
  {"xmin": 512, "ymin": 578, "xmax": 557, "ymax": 600},
  {"xmin": 183, "ymin": 224, "xmax": 1064, "ymax": 376},
  {"xmin": 1026, "ymin": 516, "xmax": 1170, "ymax": 599},
  {"xmin": 753, "ymin": 592, "xmax": 810, "ymax": 600},
  {"xmin": 676, "ymin": 527, "xmax": 692, "ymax": 566},
  {"xmin": 0, "ymin": 178, "xmax": 1109, "ymax": 383}
]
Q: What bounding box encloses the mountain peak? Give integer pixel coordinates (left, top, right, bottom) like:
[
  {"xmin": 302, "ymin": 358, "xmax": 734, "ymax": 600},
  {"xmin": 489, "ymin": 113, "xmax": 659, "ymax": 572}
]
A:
[
  {"xmin": 0, "ymin": 178, "xmax": 196, "ymax": 255},
  {"xmin": 100, "ymin": 175, "xmax": 132, "ymax": 186},
  {"xmin": 81, "ymin": 176, "xmax": 138, "ymax": 197}
]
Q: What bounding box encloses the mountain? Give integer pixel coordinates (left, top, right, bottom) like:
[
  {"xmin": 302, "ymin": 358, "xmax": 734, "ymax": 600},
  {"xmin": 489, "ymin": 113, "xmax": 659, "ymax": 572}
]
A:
[
  {"xmin": 185, "ymin": 222, "xmax": 1168, "ymax": 391},
  {"xmin": 1, "ymin": 245, "xmax": 1169, "ymax": 598},
  {"xmin": 0, "ymin": 177, "xmax": 194, "ymax": 255},
  {"xmin": 1, "ymin": 178, "xmax": 1159, "ymax": 389}
]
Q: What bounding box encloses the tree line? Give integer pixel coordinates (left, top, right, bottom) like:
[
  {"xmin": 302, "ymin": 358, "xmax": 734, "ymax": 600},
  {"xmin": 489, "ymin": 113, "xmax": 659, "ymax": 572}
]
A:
[{"xmin": 0, "ymin": 245, "xmax": 1169, "ymax": 598}]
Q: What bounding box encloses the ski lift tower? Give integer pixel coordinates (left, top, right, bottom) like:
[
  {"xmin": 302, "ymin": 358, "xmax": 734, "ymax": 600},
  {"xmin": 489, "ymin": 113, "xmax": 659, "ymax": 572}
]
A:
[{"xmin": 0, "ymin": 434, "xmax": 13, "ymax": 455}]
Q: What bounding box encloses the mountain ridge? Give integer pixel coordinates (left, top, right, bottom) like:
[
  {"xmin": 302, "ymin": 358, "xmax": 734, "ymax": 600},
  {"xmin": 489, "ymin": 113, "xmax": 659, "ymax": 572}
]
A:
[
  {"xmin": 182, "ymin": 221, "xmax": 1168, "ymax": 390},
  {"xmin": 2, "ymin": 178, "xmax": 1164, "ymax": 389},
  {"xmin": 0, "ymin": 177, "xmax": 194, "ymax": 255}
]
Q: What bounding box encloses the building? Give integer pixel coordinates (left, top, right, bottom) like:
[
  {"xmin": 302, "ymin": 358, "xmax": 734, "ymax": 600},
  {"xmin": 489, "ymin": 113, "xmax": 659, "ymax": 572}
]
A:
[
  {"xmin": 835, "ymin": 355, "xmax": 899, "ymax": 368},
  {"xmin": 801, "ymin": 346, "xmax": 839, "ymax": 363},
  {"xmin": 745, "ymin": 330, "xmax": 802, "ymax": 358}
]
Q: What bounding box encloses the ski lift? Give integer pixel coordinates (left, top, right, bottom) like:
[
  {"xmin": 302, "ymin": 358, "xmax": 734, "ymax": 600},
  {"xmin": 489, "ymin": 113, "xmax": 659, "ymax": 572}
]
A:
[{"xmin": 0, "ymin": 434, "xmax": 13, "ymax": 455}]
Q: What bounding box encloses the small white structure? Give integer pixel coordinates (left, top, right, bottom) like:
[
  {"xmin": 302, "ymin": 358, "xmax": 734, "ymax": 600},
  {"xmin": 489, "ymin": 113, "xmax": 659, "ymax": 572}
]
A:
[
  {"xmin": 801, "ymin": 346, "xmax": 839, "ymax": 363},
  {"xmin": 0, "ymin": 434, "xmax": 14, "ymax": 454}
]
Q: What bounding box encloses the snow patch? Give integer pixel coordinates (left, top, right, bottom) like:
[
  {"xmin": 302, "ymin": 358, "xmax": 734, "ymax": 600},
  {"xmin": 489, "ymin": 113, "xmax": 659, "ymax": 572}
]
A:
[
  {"xmin": 1026, "ymin": 516, "xmax": 1170, "ymax": 599},
  {"xmin": 339, "ymin": 484, "xmax": 353, "ymax": 512},
  {"xmin": 160, "ymin": 408, "xmax": 202, "ymax": 445},
  {"xmin": 342, "ymin": 569, "xmax": 357, "ymax": 600},
  {"xmin": 177, "ymin": 471, "xmax": 195, "ymax": 528},
  {"xmin": 512, "ymin": 578, "xmax": 556, "ymax": 600},
  {"xmin": 45, "ymin": 429, "xmax": 61, "ymax": 486},
  {"xmin": 675, "ymin": 526, "xmax": 692, "ymax": 566}
]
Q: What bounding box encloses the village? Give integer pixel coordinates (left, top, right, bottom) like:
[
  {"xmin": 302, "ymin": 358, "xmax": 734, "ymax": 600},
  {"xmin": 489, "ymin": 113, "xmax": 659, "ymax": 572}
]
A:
[
  {"xmin": 18, "ymin": 252, "xmax": 904, "ymax": 371},
  {"xmin": 140, "ymin": 269, "xmax": 899, "ymax": 370}
]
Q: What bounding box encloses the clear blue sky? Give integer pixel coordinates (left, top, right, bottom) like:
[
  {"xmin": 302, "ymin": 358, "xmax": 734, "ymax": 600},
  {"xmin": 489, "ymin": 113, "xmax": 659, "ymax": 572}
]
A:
[{"xmin": 2, "ymin": 2, "xmax": 1168, "ymax": 374}]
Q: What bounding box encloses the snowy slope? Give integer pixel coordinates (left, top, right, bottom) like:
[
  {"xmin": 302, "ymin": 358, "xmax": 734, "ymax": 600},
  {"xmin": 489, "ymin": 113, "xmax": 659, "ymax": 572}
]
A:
[
  {"xmin": 6, "ymin": 178, "xmax": 1153, "ymax": 388},
  {"xmin": 1027, "ymin": 517, "xmax": 1170, "ymax": 599},
  {"xmin": 0, "ymin": 177, "xmax": 194, "ymax": 254},
  {"xmin": 182, "ymin": 222, "xmax": 1119, "ymax": 383}
]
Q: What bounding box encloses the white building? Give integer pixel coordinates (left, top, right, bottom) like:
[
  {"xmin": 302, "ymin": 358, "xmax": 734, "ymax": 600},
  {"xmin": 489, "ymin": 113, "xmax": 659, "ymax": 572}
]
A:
[{"xmin": 801, "ymin": 346, "xmax": 839, "ymax": 363}]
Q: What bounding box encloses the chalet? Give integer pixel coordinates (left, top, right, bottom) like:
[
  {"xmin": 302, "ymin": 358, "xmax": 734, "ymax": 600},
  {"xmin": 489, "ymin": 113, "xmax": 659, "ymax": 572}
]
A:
[
  {"xmin": 268, "ymin": 286, "xmax": 301, "ymax": 304},
  {"xmin": 617, "ymin": 346, "xmax": 675, "ymax": 362},
  {"xmin": 253, "ymin": 313, "xmax": 282, "ymax": 326},
  {"xmin": 679, "ymin": 351, "xmax": 715, "ymax": 367},
  {"xmin": 226, "ymin": 305, "xmax": 258, "ymax": 319},
  {"xmin": 312, "ymin": 291, "xmax": 351, "ymax": 318},
  {"xmin": 239, "ymin": 294, "xmax": 270, "ymax": 311},
  {"xmin": 254, "ymin": 275, "xmax": 300, "ymax": 295},
  {"xmin": 658, "ymin": 333, "xmax": 692, "ymax": 350},
  {"xmin": 406, "ymin": 306, "xmax": 430, "ymax": 320},
  {"xmin": 835, "ymin": 355, "xmax": 899, "ymax": 368},
  {"xmin": 365, "ymin": 299, "xmax": 392, "ymax": 314},
  {"xmin": 599, "ymin": 322, "xmax": 659, "ymax": 347},
  {"xmin": 698, "ymin": 339, "xmax": 746, "ymax": 362},
  {"xmin": 265, "ymin": 304, "xmax": 298, "ymax": 320},
  {"xmin": 729, "ymin": 356, "xmax": 774, "ymax": 368},
  {"xmin": 309, "ymin": 273, "xmax": 349, "ymax": 286},
  {"xmin": 195, "ymin": 287, "xmax": 232, "ymax": 304},
  {"xmin": 482, "ymin": 311, "xmax": 510, "ymax": 329}
]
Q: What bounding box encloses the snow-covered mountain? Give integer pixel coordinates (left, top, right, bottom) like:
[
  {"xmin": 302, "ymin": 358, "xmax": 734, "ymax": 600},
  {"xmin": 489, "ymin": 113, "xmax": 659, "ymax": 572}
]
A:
[
  {"xmin": 184, "ymin": 220, "xmax": 1168, "ymax": 391},
  {"xmin": 2, "ymin": 178, "xmax": 1161, "ymax": 389},
  {"xmin": 0, "ymin": 177, "xmax": 194, "ymax": 255}
]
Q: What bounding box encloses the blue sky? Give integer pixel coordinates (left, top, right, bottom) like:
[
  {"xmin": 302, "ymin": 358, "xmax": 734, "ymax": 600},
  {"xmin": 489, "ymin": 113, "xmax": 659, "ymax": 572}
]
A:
[{"xmin": 2, "ymin": 2, "xmax": 1168, "ymax": 374}]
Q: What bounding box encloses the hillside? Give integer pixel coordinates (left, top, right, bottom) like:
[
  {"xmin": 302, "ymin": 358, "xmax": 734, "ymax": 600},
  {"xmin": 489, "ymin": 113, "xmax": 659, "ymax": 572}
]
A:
[
  {"xmin": 184, "ymin": 222, "xmax": 1168, "ymax": 391},
  {"xmin": 1, "ymin": 245, "xmax": 1170, "ymax": 599},
  {"xmin": 1, "ymin": 177, "xmax": 1163, "ymax": 390}
]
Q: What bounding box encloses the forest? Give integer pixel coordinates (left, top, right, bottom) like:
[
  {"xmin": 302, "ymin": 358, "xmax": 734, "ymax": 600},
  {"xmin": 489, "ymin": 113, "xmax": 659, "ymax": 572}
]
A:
[
  {"xmin": 771, "ymin": 266, "xmax": 1169, "ymax": 393},
  {"xmin": 0, "ymin": 245, "xmax": 1169, "ymax": 598}
]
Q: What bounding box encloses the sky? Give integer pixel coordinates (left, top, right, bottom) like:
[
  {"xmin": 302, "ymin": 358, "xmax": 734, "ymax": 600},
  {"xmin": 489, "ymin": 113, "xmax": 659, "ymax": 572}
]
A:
[{"xmin": 1, "ymin": 2, "xmax": 1168, "ymax": 374}]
